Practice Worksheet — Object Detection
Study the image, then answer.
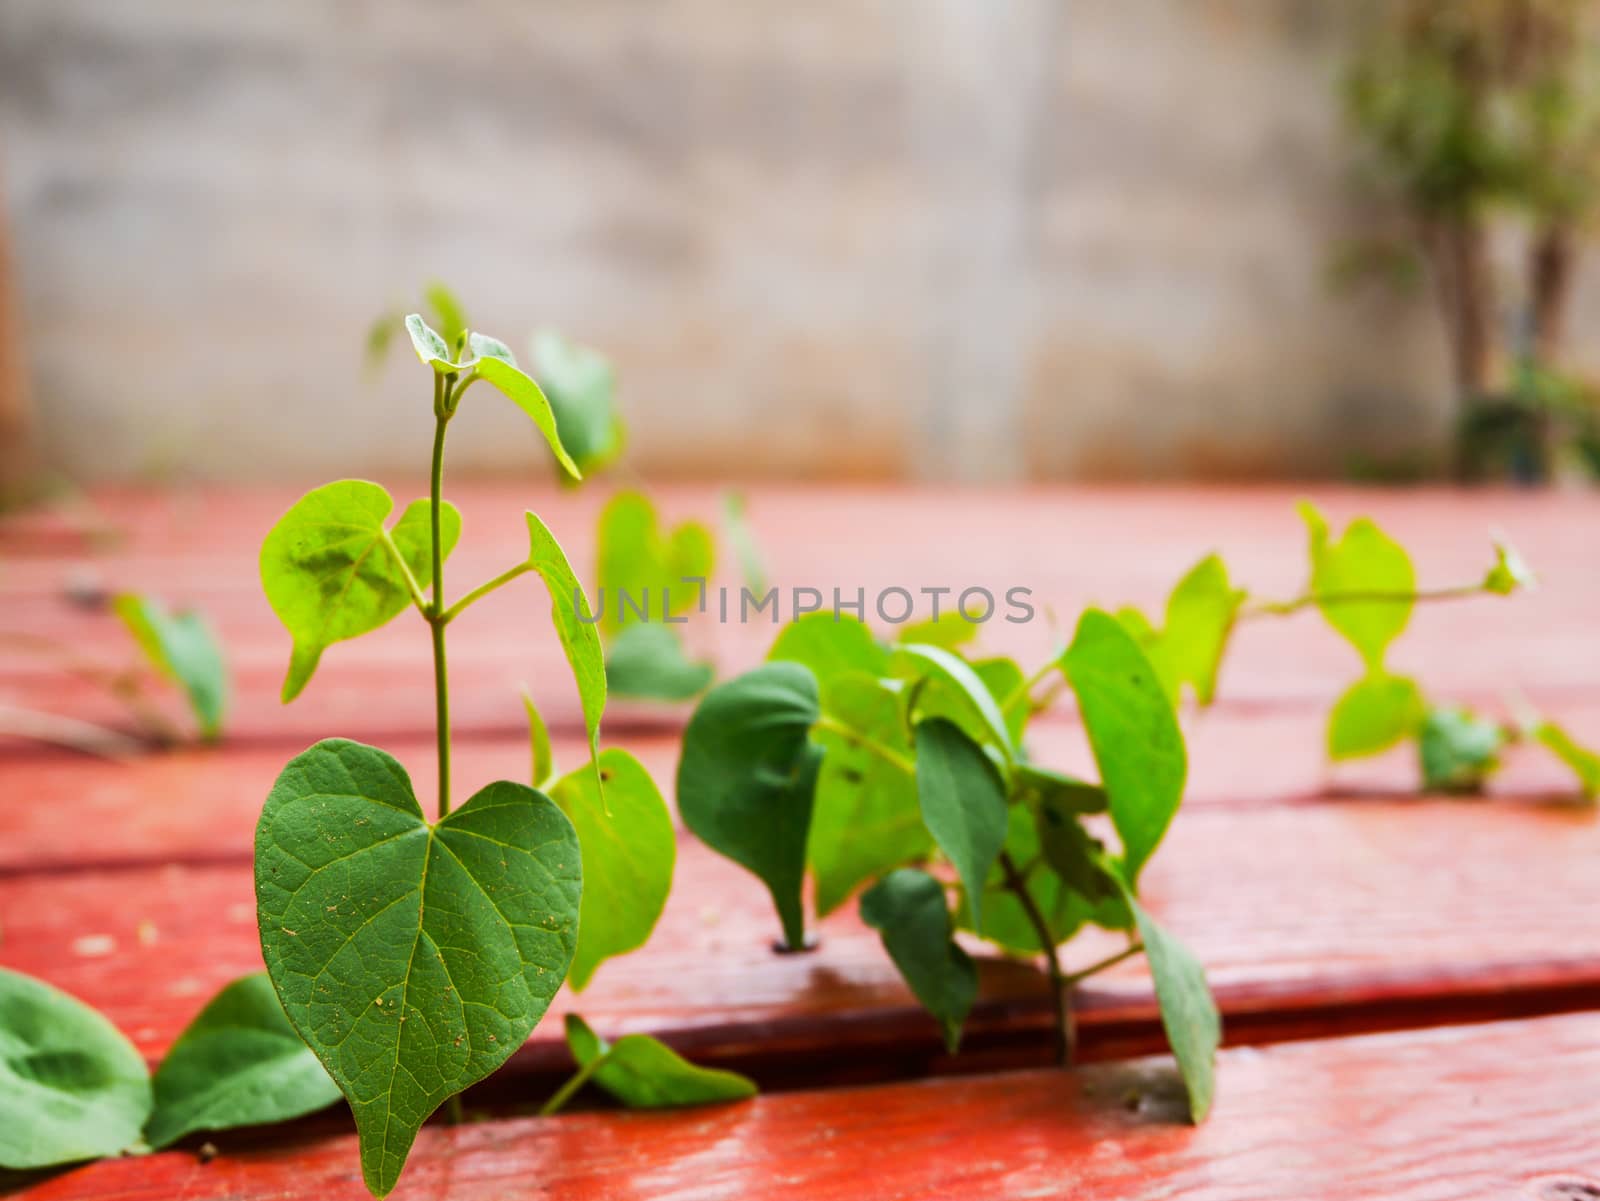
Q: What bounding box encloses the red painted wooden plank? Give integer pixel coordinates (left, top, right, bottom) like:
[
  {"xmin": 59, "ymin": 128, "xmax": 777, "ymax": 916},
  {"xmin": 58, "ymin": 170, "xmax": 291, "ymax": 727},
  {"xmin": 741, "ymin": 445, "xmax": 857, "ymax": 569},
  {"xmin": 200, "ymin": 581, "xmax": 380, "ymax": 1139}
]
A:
[
  {"xmin": 4, "ymin": 798, "xmax": 1597, "ymax": 1078},
  {"xmin": 6, "ymin": 485, "xmax": 1598, "ymax": 744},
  {"xmin": 5, "ymin": 702, "xmax": 1598, "ymax": 875},
  {"xmin": 12, "ymin": 1011, "xmax": 1600, "ymax": 1200}
]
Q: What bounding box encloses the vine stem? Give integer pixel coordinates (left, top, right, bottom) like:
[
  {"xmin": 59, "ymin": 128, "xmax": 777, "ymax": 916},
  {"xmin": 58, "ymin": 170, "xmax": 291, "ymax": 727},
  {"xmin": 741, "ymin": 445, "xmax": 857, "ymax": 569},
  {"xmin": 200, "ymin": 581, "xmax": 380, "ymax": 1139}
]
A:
[
  {"xmin": 539, "ymin": 1054, "xmax": 607, "ymax": 1117},
  {"xmin": 1238, "ymin": 584, "xmax": 1484, "ymax": 621},
  {"xmin": 440, "ymin": 561, "xmax": 533, "ymax": 625},
  {"xmin": 429, "ymin": 406, "xmax": 452, "ymax": 820},
  {"xmin": 812, "ymin": 715, "xmax": 915, "ymax": 775},
  {"xmin": 997, "ymin": 850, "xmax": 1070, "ymax": 1067},
  {"xmin": 1000, "ymin": 661, "xmax": 1058, "ymax": 720}
]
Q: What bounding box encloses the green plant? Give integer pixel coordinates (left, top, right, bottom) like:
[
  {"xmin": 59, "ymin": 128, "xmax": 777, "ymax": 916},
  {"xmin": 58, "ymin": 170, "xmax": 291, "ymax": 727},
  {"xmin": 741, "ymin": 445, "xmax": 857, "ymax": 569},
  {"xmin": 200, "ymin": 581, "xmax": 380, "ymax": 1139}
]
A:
[
  {"xmin": 1, "ymin": 592, "xmax": 228, "ymax": 751},
  {"xmin": 250, "ymin": 312, "xmax": 704, "ymax": 1196},
  {"xmin": 675, "ymin": 609, "xmax": 1221, "ymax": 1121},
  {"xmin": 1117, "ymin": 500, "xmax": 1598, "ymax": 799}
]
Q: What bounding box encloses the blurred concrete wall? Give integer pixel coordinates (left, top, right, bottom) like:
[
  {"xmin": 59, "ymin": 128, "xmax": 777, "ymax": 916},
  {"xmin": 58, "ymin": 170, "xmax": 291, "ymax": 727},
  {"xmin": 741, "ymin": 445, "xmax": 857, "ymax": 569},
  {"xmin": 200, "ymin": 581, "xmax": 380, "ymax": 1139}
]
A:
[{"xmin": 0, "ymin": 0, "xmax": 1473, "ymax": 483}]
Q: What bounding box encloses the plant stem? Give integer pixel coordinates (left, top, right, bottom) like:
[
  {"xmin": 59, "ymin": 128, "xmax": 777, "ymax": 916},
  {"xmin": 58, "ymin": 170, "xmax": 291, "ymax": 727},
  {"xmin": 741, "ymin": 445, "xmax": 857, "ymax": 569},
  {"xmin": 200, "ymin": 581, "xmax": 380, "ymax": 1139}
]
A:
[
  {"xmin": 538, "ymin": 1053, "xmax": 609, "ymax": 1117},
  {"xmin": 1001, "ymin": 661, "xmax": 1059, "ymax": 719},
  {"xmin": 997, "ymin": 850, "xmax": 1070, "ymax": 1067},
  {"xmin": 429, "ymin": 408, "xmax": 452, "ymax": 819},
  {"xmin": 812, "ymin": 715, "xmax": 915, "ymax": 776},
  {"xmin": 1063, "ymin": 940, "xmax": 1144, "ymax": 986},
  {"xmin": 440, "ymin": 561, "xmax": 533, "ymax": 625},
  {"xmin": 444, "ymin": 1095, "xmax": 465, "ymax": 1125},
  {"xmin": 1238, "ymin": 584, "xmax": 1484, "ymax": 621}
]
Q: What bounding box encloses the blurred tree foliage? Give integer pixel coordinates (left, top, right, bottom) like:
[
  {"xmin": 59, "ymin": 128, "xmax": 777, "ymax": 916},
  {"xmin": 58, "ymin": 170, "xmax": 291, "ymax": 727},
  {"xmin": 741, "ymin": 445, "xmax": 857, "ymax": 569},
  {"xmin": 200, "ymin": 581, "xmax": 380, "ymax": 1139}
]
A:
[{"xmin": 1343, "ymin": 0, "xmax": 1600, "ymax": 479}]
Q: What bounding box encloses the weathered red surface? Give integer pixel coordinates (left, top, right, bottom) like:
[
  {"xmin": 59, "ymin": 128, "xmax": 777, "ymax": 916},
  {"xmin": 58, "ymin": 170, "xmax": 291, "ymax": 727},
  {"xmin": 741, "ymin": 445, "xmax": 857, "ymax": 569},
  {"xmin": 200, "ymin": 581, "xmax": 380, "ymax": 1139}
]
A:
[
  {"xmin": 5, "ymin": 484, "xmax": 1598, "ymax": 742},
  {"xmin": 13, "ymin": 1011, "xmax": 1600, "ymax": 1201},
  {"xmin": 5, "ymin": 484, "xmax": 1599, "ymax": 1198},
  {"xmin": 5, "ymin": 795, "xmax": 1597, "ymax": 1081}
]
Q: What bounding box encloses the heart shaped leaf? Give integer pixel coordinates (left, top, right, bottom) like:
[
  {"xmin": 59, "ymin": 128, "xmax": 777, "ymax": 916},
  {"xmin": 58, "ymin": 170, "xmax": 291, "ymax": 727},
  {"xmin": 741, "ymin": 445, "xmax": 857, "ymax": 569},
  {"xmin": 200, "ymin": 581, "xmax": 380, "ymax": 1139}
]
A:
[
  {"xmin": 551, "ymin": 748, "xmax": 675, "ymax": 990},
  {"xmin": 1327, "ymin": 670, "xmax": 1424, "ymax": 760},
  {"xmin": 255, "ymin": 739, "xmax": 580, "ymax": 1197},
  {"xmin": 1300, "ymin": 502, "xmax": 1415, "ymax": 668},
  {"xmin": 113, "ymin": 592, "xmax": 229, "ymax": 738},
  {"xmin": 596, "ymin": 490, "xmax": 715, "ymax": 634},
  {"xmin": 605, "ymin": 623, "xmax": 715, "ymax": 701},
  {"xmin": 677, "ymin": 662, "xmax": 821, "ymax": 949},
  {"xmin": 0, "ymin": 967, "xmax": 151, "ymax": 1168},
  {"xmin": 261, "ymin": 481, "xmax": 460, "ymax": 703},
  {"xmin": 145, "ymin": 972, "xmax": 340, "ymax": 1149}
]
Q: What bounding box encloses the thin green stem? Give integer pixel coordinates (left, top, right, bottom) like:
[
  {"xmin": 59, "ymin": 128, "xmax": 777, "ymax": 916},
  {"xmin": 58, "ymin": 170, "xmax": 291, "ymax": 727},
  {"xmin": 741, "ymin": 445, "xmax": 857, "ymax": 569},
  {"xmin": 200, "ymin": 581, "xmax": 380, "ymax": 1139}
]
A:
[
  {"xmin": 539, "ymin": 1053, "xmax": 609, "ymax": 1117},
  {"xmin": 1001, "ymin": 661, "xmax": 1059, "ymax": 719},
  {"xmin": 429, "ymin": 407, "xmax": 452, "ymax": 819},
  {"xmin": 444, "ymin": 1095, "xmax": 465, "ymax": 1125},
  {"xmin": 997, "ymin": 850, "xmax": 1070, "ymax": 1067},
  {"xmin": 1063, "ymin": 940, "xmax": 1144, "ymax": 987},
  {"xmin": 379, "ymin": 528, "xmax": 429, "ymax": 615},
  {"xmin": 1239, "ymin": 583, "xmax": 1485, "ymax": 621},
  {"xmin": 812, "ymin": 715, "xmax": 915, "ymax": 776},
  {"xmin": 440, "ymin": 561, "xmax": 533, "ymax": 625}
]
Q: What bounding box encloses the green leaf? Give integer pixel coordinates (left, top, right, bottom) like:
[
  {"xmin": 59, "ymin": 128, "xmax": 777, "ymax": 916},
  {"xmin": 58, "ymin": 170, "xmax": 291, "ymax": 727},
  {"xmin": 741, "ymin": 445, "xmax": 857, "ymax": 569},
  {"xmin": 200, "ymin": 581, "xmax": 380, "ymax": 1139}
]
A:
[
  {"xmin": 471, "ymin": 354, "xmax": 582, "ymax": 481},
  {"xmin": 255, "ymin": 739, "xmax": 580, "ymax": 1197},
  {"xmin": 860, "ymin": 869, "xmax": 977, "ymax": 1053},
  {"xmin": 466, "ymin": 331, "xmax": 516, "ymax": 367},
  {"xmin": 404, "ymin": 314, "xmax": 459, "ymax": 373},
  {"xmin": 522, "ymin": 512, "xmax": 607, "ymax": 783},
  {"xmin": 808, "ymin": 673, "xmax": 930, "ymax": 916},
  {"xmin": 523, "ymin": 693, "xmax": 556, "ymax": 789},
  {"xmin": 1012, "ymin": 763, "xmax": 1108, "ymax": 817},
  {"xmin": 891, "ymin": 643, "xmax": 1015, "ymax": 764},
  {"xmin": 364, "ymin": 310, "xmax": 403, "ymax": 376},
  {"xmin": 113, "ymin": 592, "xmax": 229, "ymax": 738},
  {"xmin": 595, "ymin": 490, "xmax": 715, "ymax": 634},
  {"xmin": 1300, "ymin": 501, "xmax": 1416, "ymax": 668},
  {"xmin": 1033, "ymin": 798, "xmax": 1122, "ymax": 907},
  {"xmin": 1327, "ymin": 671, "xmax": 1424, "ymax": 760},
  {"xmin": 1534, "ymin": 720, "xmax": 1600, "ymax": 801},
  {"xmin": 423, "ymin": 283, "xmax": 467, "ymax": 352},
  {"xmin": 604, "ymin": 623, "xmax": 715, "ymax": 701},
  {"xmin": 145, "ymin": 973, "xmax": 340, "ymax": 1149},
  {"xmin": 563, "ymin": 1015, "xmax": 754, "ymax": 1109},
  {"xmin": 956, "ymin": 805, "xmax": 1124, "ymax": 953},
  {"xmin": 972, "ymin": 657, "xmax": 1028, "ymax": 744},
  {"xmin": 1154, "ymin": 554, "xmax": 1245, "ymax": 705},
  {"xmin": 1059, "ymin": 609, "xmax": 1187, "ymax": 884},
  {"xmin": 914, "ymin": 718, "xmax": 1008, "ymax": 935},
  {"xmin": 1124, "ymin": 893, "xmax": 1220, "ymax": 1123},
  {"xmin": 896, "ymin": 613, "xmax": 978, "ymax": 650},
  {"xmin": 1483, "ymin": 539, "xmax": 1535, "ymax": 595},
  {"xmin": 677, "ymin": 663, "xmax": 821, "ymax": 949},
  {"xmin": 1418, "ymin": 707, "xmax": 1502, "ymax": 793},
  {"xmin": 768, "ymin": 612, "xmax": 888, "ymax": 685},
  {"xmin": 261, "ymin": 481, "xmax": 459, "ymax": 703},
  {"xmin": 533, "ymin": 331, "xmax": 625, "ymax": 476},
  {"xmin": 720, "ymin": 490, "xmax": 767, "ymax": 596},
  {"xmin": 0, "ymin": 967, "xmax": 151, "ymax": 1168},
  {"xmin": 551, "ymin": 749, "xmax": 675, "ymax": 991}
]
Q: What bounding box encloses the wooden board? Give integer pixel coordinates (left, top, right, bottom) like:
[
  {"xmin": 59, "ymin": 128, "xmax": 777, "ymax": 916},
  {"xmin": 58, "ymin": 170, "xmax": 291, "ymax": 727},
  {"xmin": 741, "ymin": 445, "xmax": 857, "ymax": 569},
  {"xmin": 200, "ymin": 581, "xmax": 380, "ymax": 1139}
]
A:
[
  {"xmin": 5, "ymin": 794, "xmax": 1598, "ymax": 1086},
  {"xmin": 5, "ymin": 484, "xmax": 1598, "ymax": 744},
  {"xmin": 11, "ymin": 1010, "xmax": 1600, "ymax": 1200}
]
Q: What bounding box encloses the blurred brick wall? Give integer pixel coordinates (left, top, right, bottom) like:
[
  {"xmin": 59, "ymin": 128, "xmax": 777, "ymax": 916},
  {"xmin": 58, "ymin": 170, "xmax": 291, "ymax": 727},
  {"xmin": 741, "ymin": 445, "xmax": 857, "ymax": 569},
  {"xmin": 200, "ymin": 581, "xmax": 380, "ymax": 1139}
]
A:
[{"xmin": 0, "ymin": 1, "xmax": 1513, "ymax": 483}]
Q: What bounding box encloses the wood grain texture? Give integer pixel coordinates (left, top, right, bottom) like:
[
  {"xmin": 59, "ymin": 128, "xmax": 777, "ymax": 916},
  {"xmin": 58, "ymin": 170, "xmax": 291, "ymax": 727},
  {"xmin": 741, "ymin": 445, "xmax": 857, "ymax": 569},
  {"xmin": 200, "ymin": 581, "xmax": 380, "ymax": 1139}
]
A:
[
  {"xmin": 12, "ymin": 1011, "xmax": 1600, "ymax": 1200},
  {"xmin": 4, "ymin": 795, "xmax": 1597, "ymax": 1083},
  {"xmin": 4, "ymin": 484, "xmax": 1598, "ymax": 744}
]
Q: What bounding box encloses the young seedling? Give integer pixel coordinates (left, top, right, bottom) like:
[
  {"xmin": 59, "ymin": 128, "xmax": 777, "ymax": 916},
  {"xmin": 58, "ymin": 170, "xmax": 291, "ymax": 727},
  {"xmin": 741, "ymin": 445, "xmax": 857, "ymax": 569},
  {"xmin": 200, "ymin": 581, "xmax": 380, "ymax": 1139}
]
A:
[
  {"xmin": 2, "ymin": 592, "xmax": 227, "ymax": 751},
  {"xmin": 676, "ymin": 609, "xmax": 1222, "ymax": 1122},
  {"xmin": 1116, "ymin": 501, "xmax": 1599, "ymax": 799},
  {"xmin": 252, "ymin": 311, "xmax": 674, "ymax": 1196}
]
